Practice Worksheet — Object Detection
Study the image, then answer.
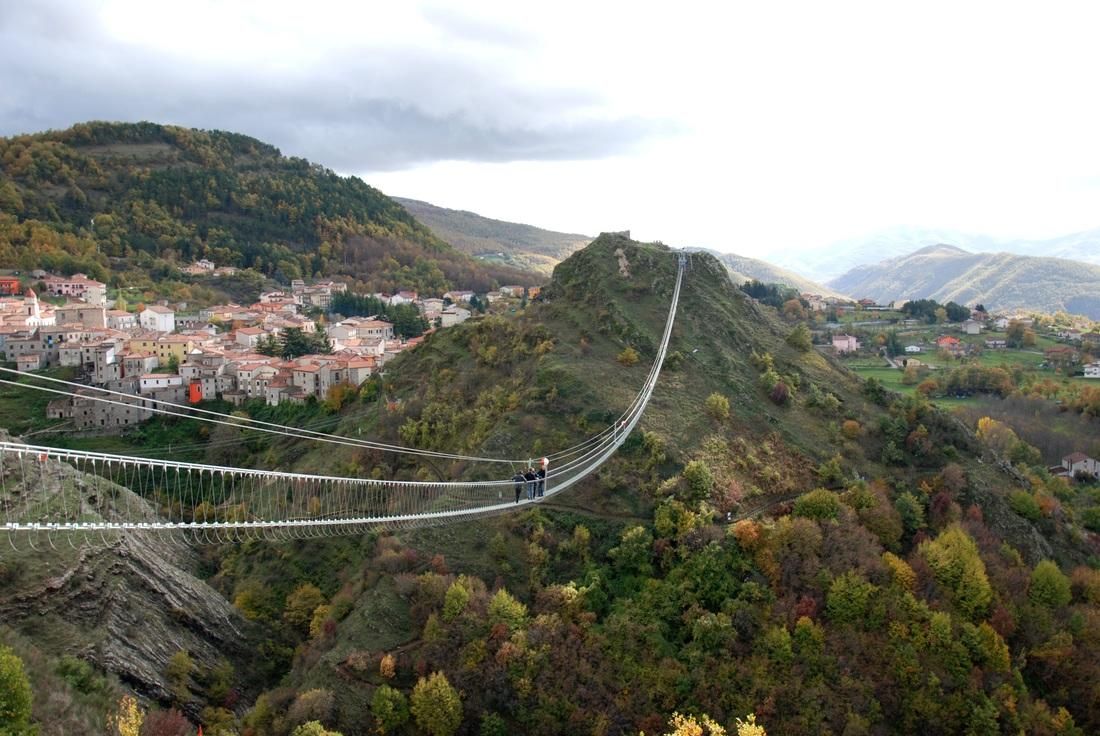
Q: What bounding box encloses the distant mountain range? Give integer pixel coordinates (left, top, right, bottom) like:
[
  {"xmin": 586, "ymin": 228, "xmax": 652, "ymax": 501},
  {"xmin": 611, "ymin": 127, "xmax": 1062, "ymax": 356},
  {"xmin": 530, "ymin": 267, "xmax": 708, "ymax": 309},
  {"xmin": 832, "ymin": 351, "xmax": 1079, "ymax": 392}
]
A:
[
  {"xmin": 829, "ymin": 244, "xmax": 1100, "ymax": 319},
  {"xmin": 393, "ymin": 197, "xmax": 591, "ymax": 276},
  {"xmin": 688, "ymin": 248, "xmax": 846, "ymax": 298},
  {"xmin": 778, "ymin": 226, "xmax": 1100, "ymax": 282},
  {"xmin": 395, "ymin": 198, "xmax": 843, "ymax": 296}
]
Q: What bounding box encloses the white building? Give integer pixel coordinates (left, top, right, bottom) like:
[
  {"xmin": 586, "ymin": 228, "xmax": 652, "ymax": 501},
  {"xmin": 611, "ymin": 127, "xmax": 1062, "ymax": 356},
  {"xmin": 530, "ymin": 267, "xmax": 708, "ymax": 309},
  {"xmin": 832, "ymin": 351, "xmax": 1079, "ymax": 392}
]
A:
[
  {"xmin": 357, "ymin": 319, "xmax": 394, "ymax": 339},
  {"xmin": 1063, "ymin": 452, "xmax": 1100, "ymax": 478},
  {"xmin": 139, "ymin": 305, "xmax": 176, "ymax": 333},
  {"xmin": 1085, "ymin": 362, "xmax": 1100, "ymax": 379},
  {"xmin": 107, "ymin": 310, "xmax": 138, "ymax": 330},
  {"xmin": 139, "ymin": 373, "xmax": 184, "ymax": 394},
  {"xmin": 904, "ymin": 345, "xmax": 922, "ymax": 353}
]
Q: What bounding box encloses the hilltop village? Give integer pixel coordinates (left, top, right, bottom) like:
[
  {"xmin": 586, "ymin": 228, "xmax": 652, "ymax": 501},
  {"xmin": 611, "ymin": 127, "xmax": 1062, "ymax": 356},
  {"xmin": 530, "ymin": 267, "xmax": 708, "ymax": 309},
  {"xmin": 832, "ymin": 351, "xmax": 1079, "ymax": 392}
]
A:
[{"xmin": 0, "ymin": 264, "xmax": 535, "ymax": 431}]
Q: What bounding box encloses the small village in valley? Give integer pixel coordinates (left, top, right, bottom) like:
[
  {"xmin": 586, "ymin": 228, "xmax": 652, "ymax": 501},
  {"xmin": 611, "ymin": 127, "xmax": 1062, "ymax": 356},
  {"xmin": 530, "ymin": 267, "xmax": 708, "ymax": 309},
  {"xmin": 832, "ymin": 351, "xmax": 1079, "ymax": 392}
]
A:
[{"xmin": 0, "ymin": 261, "xmax": 536, "ymax": 432}]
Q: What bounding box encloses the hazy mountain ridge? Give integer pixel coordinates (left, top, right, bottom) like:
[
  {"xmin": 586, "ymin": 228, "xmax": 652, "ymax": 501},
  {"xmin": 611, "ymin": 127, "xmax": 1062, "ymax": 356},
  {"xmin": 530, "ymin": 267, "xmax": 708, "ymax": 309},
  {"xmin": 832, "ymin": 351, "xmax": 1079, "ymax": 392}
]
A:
[
  {"xmin": 393, "ymin": 196, "xmax": 591, "ymax": 276},
  {"xmin": 390, "ymin": 198, "xmax": 845, "ymax": 295},
  {"xmin": 787, "ymin": 225, "xmax": 1100, "ymax": 281},
  {"xmin": 830, "ymin": 243, "xmax": 1100, "ymax": 317}
]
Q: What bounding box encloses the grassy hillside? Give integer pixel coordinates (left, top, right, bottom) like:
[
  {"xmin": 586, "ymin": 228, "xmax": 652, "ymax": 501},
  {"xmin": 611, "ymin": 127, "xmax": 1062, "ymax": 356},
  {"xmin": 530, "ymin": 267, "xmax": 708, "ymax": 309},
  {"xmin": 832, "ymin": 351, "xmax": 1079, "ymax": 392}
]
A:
[
  {"xmin": 280, "ymin": 235, "xmax": 896, "ymax": 481},
  {"xmin": 830, "ymin": 244, "xmax": 1100, "ymax": 317},
  {"xmin": 0, "ymin": 122, "xmax": 536, "ymax": 296},
  {"xmin": 393, "ymin": 197, "xmax": 591, "ymax": 277}
]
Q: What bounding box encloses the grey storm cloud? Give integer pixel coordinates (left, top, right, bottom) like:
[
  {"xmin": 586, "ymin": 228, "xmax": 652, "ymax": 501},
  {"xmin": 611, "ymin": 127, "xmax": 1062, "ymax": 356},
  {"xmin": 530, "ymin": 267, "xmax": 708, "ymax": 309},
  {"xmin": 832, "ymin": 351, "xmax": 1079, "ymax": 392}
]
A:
[{"xmin": 0, "ymin": 0, "xmax": 670, "ymax": 172}]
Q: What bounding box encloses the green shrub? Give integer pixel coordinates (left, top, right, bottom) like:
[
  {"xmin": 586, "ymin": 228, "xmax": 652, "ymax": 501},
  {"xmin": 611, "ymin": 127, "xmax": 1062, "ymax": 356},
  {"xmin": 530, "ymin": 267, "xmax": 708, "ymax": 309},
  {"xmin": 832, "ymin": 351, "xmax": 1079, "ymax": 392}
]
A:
[
  {"xmin": 411, "ymin": 672, "xmax": 462, "ymax": 736},
  {"xmin": 816, "ymin": 455, "xmax": 844, "ymax": 487},
  {"xmin": 1029, "ymin": 560, "xmax": 1072, "ymax": 608},
  {"xmin": 682, "ymin": 460, "xmax": 714, "ymax": 500},
  {"xmin": 826, "ymin": 572, "xmax": 876, "ymax": 624},
  {"xmin": 57, "ymin": 655, "xmax": 104, "ymax": 695},
  {"xmin": 786, "ymin": 323, "xmax": 812, "ymax": 351},
  {"xmin": 616, "ymin": 347, "xmax": 640, "ymax": 366},
  {"xmin": 442, "ymin": 579, "xmax": 471, "ymax": 622},
  {"xmin": 704, "ymin": 393, "xmax": 730, "ymax": 421},
  {"xmin": 1008, "ymin": 490, "xmax": 1042, "ymax": 521},
  {"xmin": 0, "ymin": 645, "xmax": 33, "ymax": 734},
  {"xmin": 1081, "ymin": 506, "xmax": 1100, "ymax": 532},
  {"xmin": 794, "ymin": 489, "xmax": 841, "ymax": 520},
  {"xmin": 371, "ymin": 684, "xmax": 409, "ymax": 734}
]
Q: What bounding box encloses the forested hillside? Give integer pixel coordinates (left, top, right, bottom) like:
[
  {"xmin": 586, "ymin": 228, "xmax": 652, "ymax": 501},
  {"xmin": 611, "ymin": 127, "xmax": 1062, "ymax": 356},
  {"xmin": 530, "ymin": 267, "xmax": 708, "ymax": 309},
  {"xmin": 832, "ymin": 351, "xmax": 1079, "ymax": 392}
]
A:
[
  {"xmin": 830, "ymin": 244, "xmax": 1100, "ymax": 318},
  {"xmin": 393, "ymin": 197, "xmax": 591, "ymax": 277},
  {"xmin": 0, "ymin": 122, "xmax": 535, "ymax": 296},
  {"xmin": 5, "ymin": 235, "xmax": 1100, "ymax": 735},
  {"xmin": 172, "ymin": 237, "xmax": 1100, "ymax": 734}
]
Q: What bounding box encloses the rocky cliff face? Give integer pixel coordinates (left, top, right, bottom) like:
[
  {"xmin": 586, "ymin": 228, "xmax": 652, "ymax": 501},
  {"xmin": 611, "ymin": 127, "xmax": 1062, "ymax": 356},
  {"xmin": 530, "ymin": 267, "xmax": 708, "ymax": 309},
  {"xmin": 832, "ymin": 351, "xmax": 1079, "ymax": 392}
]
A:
[{"xmin": 0, "ymin": 438, "xmax": 257, "ymax": 712}]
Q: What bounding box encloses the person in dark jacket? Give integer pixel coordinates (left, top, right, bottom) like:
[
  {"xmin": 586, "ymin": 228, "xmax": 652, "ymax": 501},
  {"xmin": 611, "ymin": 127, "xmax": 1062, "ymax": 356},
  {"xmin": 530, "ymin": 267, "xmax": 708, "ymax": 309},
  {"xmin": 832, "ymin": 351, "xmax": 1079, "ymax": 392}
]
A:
[
  {"xmin": 512, "ymin": 472, "xmax": 526, "ymax": 503},
  {"xmin": 524, "ymin": 468, "xmax": 537, "ymax": 500},
  {"xmin": 536, "ymin": 466, "xmax": 546, "ymax": 497}
]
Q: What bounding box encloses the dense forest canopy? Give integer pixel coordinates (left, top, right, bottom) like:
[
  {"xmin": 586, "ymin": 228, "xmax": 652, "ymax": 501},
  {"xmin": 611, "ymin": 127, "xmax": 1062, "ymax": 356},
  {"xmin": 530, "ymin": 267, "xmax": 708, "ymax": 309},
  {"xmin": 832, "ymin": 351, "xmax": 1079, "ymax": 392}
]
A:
[{"xmin": 0, "ymin": 122, "xmax": 536, "ymax": 297}]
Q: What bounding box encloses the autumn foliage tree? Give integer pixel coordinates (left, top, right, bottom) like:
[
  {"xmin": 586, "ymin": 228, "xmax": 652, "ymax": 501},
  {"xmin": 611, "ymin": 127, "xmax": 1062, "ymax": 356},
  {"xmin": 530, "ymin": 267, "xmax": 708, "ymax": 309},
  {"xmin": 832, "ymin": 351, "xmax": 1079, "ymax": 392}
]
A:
[
  {"xmin": 410, "ymin": 672, "xmax": 462, "ymax": 736},
  {"xmin": 108, "ymin": 694, "xmax": 144, "ymax": 736},
  {"xmin": 920, "ymin": 524, "xmax": 993, "ymax": 620},
  {"xmin": 617, "ymin": 346, "xmax": 640, "ymax": 366}
]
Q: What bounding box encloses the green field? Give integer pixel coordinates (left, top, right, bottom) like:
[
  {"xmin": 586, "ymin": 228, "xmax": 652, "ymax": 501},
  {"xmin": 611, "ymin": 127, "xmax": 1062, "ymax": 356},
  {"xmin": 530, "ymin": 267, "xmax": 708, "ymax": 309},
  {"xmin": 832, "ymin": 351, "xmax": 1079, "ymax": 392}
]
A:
[
  {"xmin": 836, "ymin": 309, "xmax": 905, "ymax": 324},
  {"xmin": 844, "ymin": 361, "xmax": 919, "ymax": 400},
  {"xmin": 974, "ymin": 349, "xmax": 1047, "ymax": 369},
  {"xmin": 846, "ymin": 360, "xmax": 1000, "ymax": 409}
]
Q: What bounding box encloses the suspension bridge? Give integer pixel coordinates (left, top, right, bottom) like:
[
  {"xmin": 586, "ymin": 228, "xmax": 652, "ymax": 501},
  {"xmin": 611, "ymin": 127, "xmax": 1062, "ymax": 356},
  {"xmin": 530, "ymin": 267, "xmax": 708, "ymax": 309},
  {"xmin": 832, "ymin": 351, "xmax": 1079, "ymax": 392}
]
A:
[{"xmin": 1, "ymin": 254, "xmax": 687, "ymax": 549}]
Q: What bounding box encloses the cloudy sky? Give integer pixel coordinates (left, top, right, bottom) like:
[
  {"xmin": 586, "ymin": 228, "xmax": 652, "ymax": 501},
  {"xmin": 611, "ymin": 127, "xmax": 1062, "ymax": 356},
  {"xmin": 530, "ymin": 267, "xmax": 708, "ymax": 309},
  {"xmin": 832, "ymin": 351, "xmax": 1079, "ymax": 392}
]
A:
[{"xmin": 3, "ymin": 0, "xmax": 1100, "ymax": 260}]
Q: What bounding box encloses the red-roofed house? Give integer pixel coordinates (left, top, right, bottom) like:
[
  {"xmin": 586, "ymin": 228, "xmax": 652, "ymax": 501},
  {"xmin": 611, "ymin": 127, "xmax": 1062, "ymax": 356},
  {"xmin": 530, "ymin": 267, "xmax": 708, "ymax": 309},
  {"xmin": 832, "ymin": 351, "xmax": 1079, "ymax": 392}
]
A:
[{"xmin": 936, "ymin": 336, "xmax": 963, "ymax": 355}]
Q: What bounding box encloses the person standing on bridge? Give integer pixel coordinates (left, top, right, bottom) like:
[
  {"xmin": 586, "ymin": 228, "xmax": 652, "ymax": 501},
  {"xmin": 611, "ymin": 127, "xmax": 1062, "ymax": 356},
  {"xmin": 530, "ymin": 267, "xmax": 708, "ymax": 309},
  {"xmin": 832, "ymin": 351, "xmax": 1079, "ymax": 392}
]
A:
[
  {"xmin": 513, "ymin": 471, "xmax": 526, "ymax": 503},
  {"xmin": 536, "ymin": 465, "xmax": 546, "ymax": 497},
  {"xmin": 524, "ymin": 467, "xmax": 537, "ymax": 500}
]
